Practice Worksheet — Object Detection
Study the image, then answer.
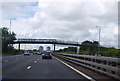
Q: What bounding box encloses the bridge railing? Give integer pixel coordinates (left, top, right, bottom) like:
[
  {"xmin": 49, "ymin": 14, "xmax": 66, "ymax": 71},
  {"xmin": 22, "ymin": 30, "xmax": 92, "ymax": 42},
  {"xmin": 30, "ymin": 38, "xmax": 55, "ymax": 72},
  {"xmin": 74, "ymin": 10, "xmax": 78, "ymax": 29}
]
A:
[
  {"xmin": 56, "ymin": 40, "xmax": 78, "ymax": 44},
  {"xmin": 53, "ymin": 53, "xmax": 120, "ymax": 79},
  {"xmin": 14, "ymin": 39, "xmax": 79, "ymax": 45},
  {"xmin": 14, "ymin": 39, "xmax": 57, "ymax": 42}
]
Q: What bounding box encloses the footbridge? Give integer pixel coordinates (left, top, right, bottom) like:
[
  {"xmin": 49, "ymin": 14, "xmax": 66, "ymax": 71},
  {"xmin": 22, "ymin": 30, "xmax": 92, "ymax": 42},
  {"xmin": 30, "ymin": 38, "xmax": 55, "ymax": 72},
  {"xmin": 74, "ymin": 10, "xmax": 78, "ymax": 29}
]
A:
[{"xmin": 12, "ymin": 39, "xmax": 81, "ymax": 51}]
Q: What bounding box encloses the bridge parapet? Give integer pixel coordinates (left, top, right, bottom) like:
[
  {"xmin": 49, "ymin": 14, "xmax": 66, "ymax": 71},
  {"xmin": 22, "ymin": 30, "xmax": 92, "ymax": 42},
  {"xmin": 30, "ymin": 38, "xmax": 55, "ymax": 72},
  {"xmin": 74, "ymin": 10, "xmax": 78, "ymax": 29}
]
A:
[
  {"xmin": 13, "ymin": 39, "xmax": 79, "ymax": 45},
  {"xmin": 15, "ymin": 39, "xmax": 56, "ymax": 42},
  {"xmin": 56, "ymin": 39, "xmax": 78, "ymax": 44}
]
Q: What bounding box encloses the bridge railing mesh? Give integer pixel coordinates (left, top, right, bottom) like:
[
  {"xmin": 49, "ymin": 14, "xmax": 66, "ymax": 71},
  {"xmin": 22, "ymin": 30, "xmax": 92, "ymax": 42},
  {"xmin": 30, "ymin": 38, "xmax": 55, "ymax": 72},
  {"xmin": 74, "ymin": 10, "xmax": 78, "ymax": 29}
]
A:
[{"xmin": 14, "ymin": 39, "xmax": 79, "ymax": 44}]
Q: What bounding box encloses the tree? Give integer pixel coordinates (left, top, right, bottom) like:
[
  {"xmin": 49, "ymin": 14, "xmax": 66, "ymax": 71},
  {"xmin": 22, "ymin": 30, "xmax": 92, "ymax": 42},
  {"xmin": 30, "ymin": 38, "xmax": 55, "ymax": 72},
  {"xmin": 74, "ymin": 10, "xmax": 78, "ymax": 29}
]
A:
[
  {"xmin": 80, "ymin": 40, "xmax": 99, "ymax": 55},
  {"xmin": 1, "ymin": 27, "xmax": 16, "ymax": 53}
]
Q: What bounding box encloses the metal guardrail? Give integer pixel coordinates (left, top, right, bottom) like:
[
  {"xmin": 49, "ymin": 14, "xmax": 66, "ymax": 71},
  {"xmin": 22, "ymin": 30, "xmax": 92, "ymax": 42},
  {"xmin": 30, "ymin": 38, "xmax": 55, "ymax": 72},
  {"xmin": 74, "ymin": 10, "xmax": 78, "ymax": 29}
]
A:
[{"xmin": 53, "ymin": 53, "xmax": 120, "ymax": 79}]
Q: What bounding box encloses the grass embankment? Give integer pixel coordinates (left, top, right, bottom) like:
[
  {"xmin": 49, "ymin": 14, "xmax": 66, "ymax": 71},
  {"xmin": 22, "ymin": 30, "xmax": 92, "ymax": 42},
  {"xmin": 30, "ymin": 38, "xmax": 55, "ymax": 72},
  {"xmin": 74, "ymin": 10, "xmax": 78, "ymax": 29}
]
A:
[
  {"xmin": 2, "ymin": 52, "xmax": 23, "ymax": 56},
  {"xmin": 55, "ymin": 51, "xmax": 119, "ymax": 58},
  {"xmin": 2, "ymin": 53, "xmax": 14, "ymax": 56},
  {"xmin": 55, "ymin": 51, "xmax": 76, "ymax": 54},
  {"xmin": 55, "ymin": 51, "xmax": 88, "ymax": 54},
  {"xmin": 2, "ymin": 50, "xmax": 24, "ymax": 56}
]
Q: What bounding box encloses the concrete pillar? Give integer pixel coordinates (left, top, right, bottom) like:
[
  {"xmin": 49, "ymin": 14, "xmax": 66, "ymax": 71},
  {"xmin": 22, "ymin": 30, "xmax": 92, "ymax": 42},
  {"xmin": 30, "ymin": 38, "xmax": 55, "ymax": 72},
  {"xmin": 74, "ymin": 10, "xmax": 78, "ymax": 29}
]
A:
[
  {"xmin": 77, "ymin": 46, "xmax": 80, "ymax": 54},
  {"xmin": 53, "ymin": 44, "xmax": 56, "ymax": 52},
  {"xmin": 18, "ymin": 43, "xmax": 20, "ymax": 51}
]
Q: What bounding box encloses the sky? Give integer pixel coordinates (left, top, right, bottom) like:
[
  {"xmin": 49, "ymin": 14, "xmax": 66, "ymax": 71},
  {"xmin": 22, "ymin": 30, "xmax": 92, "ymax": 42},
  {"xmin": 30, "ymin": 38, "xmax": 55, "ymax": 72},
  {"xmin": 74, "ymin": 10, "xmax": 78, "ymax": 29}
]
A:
[{"xmin": 0, "ymin": 0, "xmax": 118, "ymax": 50}]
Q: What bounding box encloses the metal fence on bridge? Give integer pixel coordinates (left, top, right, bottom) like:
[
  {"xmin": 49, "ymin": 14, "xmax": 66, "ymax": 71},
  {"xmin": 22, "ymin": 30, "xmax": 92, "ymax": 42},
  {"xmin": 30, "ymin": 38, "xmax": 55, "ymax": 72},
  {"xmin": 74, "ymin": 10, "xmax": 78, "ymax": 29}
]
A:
[{"xmin": 13, "ymin": 39, "xmax": 79, "ymax": 45}]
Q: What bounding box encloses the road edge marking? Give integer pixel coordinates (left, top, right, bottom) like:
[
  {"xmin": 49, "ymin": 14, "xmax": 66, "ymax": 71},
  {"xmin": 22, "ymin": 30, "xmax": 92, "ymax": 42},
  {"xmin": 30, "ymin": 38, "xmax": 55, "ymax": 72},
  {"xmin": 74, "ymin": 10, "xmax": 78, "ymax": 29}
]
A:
[{"xmin": 53, "ymin": 56, "xmax": 96, "ymax": 81}]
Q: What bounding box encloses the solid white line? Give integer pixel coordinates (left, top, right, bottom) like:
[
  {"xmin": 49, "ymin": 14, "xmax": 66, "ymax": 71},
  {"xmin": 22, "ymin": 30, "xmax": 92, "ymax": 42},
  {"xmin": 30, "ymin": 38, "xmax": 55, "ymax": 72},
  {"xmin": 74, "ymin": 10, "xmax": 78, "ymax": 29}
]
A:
[
  {"xmin": 53, "ymin": 56, "xmax": 96, "ymax": 81},
  {"xmin": 27, "ymin": 66, "xmax": 31, "ymax": 70}
]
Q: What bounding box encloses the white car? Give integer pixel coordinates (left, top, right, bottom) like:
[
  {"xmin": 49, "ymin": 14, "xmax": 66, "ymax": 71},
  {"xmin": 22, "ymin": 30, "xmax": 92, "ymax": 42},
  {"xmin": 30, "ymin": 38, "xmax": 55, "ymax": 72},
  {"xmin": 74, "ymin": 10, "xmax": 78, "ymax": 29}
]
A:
[{"xmin": 24, "ymin": 51, "xmax": 30, "ymax": 55}]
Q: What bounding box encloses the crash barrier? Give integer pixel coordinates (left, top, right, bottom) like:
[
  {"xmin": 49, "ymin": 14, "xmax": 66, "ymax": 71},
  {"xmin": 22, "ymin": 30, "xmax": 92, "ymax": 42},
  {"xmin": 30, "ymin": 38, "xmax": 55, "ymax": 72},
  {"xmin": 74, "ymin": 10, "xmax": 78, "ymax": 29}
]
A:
[{"xmin": 53, "ymin": 53, "xmax": 120, "ymax": 79}]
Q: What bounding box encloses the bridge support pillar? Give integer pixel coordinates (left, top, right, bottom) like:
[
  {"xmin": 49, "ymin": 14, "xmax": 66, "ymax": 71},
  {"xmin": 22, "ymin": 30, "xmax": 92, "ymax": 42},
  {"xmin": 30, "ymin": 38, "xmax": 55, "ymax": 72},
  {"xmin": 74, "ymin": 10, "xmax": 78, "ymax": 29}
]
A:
[
  {"xmin": 53, "ymin": 44, "xmax": 56, "ymax": 52},
  {"xmin": 18, "ymin": 43, "xmax": 20, "ymax": 51},
  {"xmin": 77, "ymin": 46, "xmax": 80, "ymax": 54}
]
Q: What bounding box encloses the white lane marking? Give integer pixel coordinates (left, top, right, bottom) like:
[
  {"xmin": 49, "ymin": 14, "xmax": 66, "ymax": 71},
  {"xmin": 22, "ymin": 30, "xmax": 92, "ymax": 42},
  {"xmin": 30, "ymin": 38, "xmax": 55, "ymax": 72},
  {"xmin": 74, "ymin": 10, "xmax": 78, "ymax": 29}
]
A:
[
  {"xmin": 4, "ymin": 60, "xmax": 8, "ymax": 62},
  {"xmin": 27, "ymin": 66, "xmax": 31, "ymax": 70},
  {"xmin": 34, "ymin": 61, "xmax": 36, "ymax": 63},
  {"xmin": 37, "ymin": 59, "xmax": 39, "ymax": 60},
  {"xmin": 53, "ymin": 56, "xmax": 96, "ymax": 81}
]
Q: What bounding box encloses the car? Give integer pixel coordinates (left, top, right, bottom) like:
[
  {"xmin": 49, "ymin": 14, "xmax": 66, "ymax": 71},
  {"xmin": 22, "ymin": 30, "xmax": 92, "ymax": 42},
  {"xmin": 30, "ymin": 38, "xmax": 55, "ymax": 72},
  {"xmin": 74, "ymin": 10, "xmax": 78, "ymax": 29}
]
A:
[
  {"xmin": 32, "ymin": 49, "xmax": 38, "ymax": 54},
  {"xmin": 37, "ymin": 52, "xmax": 43, "ymax": 55},
  {"xmin": 95, "ymin": 54, "xmax": 101, "ymax": 56},
  {"xmin": 24, "ymin": 51, "xmax": 30, "ymax": 55},
  {"xmin": 42, "ymin": 52, "xmax": 52, "ymax": 59}
]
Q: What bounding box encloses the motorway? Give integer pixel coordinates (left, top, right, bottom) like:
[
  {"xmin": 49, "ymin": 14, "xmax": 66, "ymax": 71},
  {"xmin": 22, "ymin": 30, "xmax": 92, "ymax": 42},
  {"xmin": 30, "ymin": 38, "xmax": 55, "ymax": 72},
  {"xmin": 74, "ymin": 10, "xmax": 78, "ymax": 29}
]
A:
[{"xmin": 2, "ymin": 54, "xmax": 90, "ymax": 81}]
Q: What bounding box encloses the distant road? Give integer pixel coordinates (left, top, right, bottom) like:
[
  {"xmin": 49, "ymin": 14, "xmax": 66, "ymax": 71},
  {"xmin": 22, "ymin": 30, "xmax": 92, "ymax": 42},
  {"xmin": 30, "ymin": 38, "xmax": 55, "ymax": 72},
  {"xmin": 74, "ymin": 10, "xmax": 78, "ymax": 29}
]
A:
[{"xmin": 2, "ymin": 54, "xmax": 90, "ymax": 80}]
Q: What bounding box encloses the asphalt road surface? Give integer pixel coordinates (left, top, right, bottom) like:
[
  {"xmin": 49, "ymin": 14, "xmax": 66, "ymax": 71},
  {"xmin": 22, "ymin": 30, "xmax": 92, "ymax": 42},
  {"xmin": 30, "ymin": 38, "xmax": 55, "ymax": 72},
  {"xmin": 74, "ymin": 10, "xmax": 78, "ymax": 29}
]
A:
[{"xmin": 2, "ymin": 54, "xmax": 90, "ymax": 81}]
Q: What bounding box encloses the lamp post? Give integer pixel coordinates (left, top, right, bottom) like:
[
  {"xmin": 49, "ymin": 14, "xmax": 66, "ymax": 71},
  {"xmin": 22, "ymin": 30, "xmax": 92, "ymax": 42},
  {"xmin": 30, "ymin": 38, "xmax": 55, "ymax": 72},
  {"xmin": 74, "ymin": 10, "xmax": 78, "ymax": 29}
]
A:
[
  {"xmin": 77, "ymin": 32, "xmax": 80, "ymax": 54},
  {"xmin": 9, "ymin": 19, "xmax": 16, "ymax": 54},
  {"xmin": 96, "ymin": 26, "xmax": 101, "ymax": 54},
  {"xmin": 9, "ymin": 19, "xmax": 16, "ymax": 32}
]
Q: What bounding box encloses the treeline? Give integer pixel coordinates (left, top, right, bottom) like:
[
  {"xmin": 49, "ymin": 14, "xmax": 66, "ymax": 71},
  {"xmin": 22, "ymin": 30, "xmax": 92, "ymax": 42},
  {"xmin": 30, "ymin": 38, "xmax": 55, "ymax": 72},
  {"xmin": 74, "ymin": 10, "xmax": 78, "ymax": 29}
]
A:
[
  {"xmin": 1, "ymin": 27, "xmax": 22, "ymax": 55},
  {"xmin": 57, "ymin": 40, "xmax": 119, "ymax": 57},
  {"xmin": 57, "ymin": 47, "xmax": 77, "ymax": 54}
]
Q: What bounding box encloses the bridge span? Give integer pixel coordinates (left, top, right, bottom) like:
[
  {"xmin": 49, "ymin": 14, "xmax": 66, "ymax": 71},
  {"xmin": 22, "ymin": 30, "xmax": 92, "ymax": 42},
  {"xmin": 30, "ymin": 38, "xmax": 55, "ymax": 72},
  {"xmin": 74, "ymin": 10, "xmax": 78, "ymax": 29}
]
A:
[{"xmin": 12, "ymin": 39, "xmax": 81, "ymax": 51}]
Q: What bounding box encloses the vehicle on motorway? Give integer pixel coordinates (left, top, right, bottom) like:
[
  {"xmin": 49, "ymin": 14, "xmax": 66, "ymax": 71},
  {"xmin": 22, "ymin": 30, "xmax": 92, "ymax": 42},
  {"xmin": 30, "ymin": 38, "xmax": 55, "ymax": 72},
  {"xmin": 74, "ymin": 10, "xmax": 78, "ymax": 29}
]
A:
[
  {"xmin": 32, "ymin": 49, "xmax": 37, "ymax": 54},
  {"xmin": 95, "ymin": 54, "xmax": 101, "ymax": 56},
  {"xmin": 24, "ymin": 51, "xmax": 30, "ymax": 55},
  {"xmin": 37, "ymin": 52, "xmax": 43, "ymax": 55},
  {"xmin": 42, "ymin": 51, "xmax": 52, "ymax": 59}
]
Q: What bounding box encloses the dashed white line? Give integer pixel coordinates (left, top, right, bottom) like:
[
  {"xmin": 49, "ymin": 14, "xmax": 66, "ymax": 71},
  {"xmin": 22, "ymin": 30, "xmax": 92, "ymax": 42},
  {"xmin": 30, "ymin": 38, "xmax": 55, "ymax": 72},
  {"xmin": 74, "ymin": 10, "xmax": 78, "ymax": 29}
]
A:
[
  {"xmin": 27, "ymin": 66, "xmax": 31, "ymax": 70},
  {"xmin": 4, "ymin": 60, "xmax": 8, "ymax": 62},
  {"xmin": 34, "ymin": 61, "xmax": 37, "ymax": 63},
  {"xmin": 53, "ymin": 56, "xmax": 96, "ymax": 81},
  {"xmin": 37, "ymin": 59, "xmax": 39, "ymax": 60}
]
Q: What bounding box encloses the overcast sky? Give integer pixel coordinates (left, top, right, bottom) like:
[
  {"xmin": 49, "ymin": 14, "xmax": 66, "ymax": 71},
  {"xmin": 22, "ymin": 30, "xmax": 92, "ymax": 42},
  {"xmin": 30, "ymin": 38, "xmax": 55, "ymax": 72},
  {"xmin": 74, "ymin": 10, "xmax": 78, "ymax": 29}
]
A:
[{"xmin": 0, "ymin": 0, "xmax": 118, "ymax": 50}]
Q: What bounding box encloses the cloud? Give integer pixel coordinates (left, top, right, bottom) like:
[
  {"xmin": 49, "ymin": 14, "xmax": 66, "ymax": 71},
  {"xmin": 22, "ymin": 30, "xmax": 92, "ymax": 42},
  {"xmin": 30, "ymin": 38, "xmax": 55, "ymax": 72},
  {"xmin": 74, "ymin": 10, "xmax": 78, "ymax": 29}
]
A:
[
  {"xmin": 28, "ymin": 1, "xmax": 117, "ymax": 46},
  {"xmin": 1, "ymin": 0, "xmax": 118, "ymax": 49},
  {"xmin": 1, "ymin": 2, "xmax": 38, "ymax": 19}
]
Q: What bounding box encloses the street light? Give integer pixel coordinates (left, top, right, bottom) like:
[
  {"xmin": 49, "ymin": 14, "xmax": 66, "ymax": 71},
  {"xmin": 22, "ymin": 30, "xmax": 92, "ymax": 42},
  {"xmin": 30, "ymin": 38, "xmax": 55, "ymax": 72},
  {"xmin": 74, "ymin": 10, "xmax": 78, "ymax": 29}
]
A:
[
  {"xmin": 96, "ymin": 26, "xmax": 101, "ymax": 54},
  {"xmin": 9, "ymin": 19, "xmax": 16, "ymax": 32},
  {"xmin": 9, "ymin": 19, "xmax": 16, "ymax": 54},
  {"xmin": 77, "ymin": 32, "xmax": 80, "ymax": 54}
]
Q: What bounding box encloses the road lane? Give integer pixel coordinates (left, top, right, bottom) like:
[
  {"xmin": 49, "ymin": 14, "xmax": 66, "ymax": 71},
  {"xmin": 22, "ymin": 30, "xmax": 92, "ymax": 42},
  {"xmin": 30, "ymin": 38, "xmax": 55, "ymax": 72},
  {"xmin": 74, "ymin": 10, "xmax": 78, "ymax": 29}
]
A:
[
  {"xmin": 2, "ymin": 54, "xmax": 90, "ymax": 80},
  {"xmin": 2, "ymin": 55, "xmax": 39, "ymax": 76},
  {"xmin": 2, "ymin": 55, "xmax": 36, "ymax": 69}
]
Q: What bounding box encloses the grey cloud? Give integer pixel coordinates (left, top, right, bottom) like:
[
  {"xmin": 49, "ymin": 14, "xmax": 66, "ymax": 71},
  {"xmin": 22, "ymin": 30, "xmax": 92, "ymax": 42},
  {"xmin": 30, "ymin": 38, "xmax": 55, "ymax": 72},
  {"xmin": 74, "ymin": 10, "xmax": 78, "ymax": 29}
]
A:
[
  {"xmin": 28, "ymin": 1, "xmax": 117, "ymax": 48},
  {"xmin": 1, "ymin": 1, "xmax": 118, "ymax": 49}
]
